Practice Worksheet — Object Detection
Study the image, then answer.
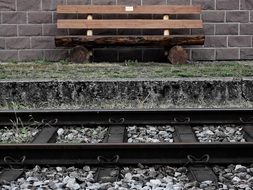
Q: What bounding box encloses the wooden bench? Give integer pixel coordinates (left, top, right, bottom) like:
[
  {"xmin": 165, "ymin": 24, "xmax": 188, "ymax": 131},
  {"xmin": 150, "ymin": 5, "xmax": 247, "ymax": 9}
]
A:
[{"xmin": 55, "ymin": 5, "xmax": 205, "ymax": 64}]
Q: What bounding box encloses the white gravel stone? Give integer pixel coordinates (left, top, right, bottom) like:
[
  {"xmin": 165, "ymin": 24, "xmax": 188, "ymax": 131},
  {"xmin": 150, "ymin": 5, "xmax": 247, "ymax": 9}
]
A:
[
  {"xmin": 56, "ymin": 166, "xmax": 63, "ymax": 172},
  {"xmin": 174, "ymin": 172, "xmax": 181, "ymax": 177},
  {"xmin": 124, "ymin": 173, "xmax": 132, "ymax": 181},
  {"xmin": 57, "ymin": 128, "xmax": 64, "ymax": 136},
  {"xmin": 150, "ymin": 179, "xmax": 161, "ymax": 186},
  {"xmin": 127, "ymin": 125, "xmax": 174, "ymax": 143},
  {"xmin": 56, "ymin": 126, "xmax": 108, "ymax": 143},
  {"xmin": 0, "ymin": 126, "xmax": 39, "ymax": 143},
  {"xmin": 232, "ymin": 176, "xmax": 241, "ymax": 183},
  {"xmin": 193, "ymin": 125, "xmax": 245, "ymax": 142},
  {"xmin": 83, "ymin": 166, "xmax": 90, "ymax": 172},
  {"xmin": 66, "ymin": 177, "xmax": 80, "ymax": 189},
  {"xmin": 235, "ymin": 165, "xmax": 247, "ymax": 172}
]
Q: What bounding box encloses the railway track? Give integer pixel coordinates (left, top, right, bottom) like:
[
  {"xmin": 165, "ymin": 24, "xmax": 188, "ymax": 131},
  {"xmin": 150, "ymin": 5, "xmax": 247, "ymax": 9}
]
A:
[{"xmin": 0, "ymin": 109, "xmax": 253, "ymax": 188}]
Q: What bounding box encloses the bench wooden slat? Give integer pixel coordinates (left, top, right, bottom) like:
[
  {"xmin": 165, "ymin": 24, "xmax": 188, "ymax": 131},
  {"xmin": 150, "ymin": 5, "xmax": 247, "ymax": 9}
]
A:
[
  {"xmin": 55, "ymin": 35, "xmax": 205, "ymax": 47},
  {"xmin": 57, "ymin": 19, "xmax": 203, "ymax": 29},
  {"xmin": 57, "ymin": 5, "xmax": 201, "ymax": 14}
]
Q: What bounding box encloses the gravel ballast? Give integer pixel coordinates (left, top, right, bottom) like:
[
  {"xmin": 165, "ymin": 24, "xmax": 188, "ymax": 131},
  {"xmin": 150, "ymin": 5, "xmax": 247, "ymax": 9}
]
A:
[
  {"xmin": 0, "ymin": 127, "xmax": 39, "ymax": 143},
  {"xmin": 56, "ymin": 126, "xmax": 108, "ymax": 143},
  {"xmin": 4, "ymin": 165, "xmax": 253, "ymax": 190},
  {"xmin": 214, "ymin": 164, "xmax": 253, "ymax": 190},
  {"xmin": 1, "ymin": 165, "xmax": 253, "ymax": 190},
  {"xmin": 127, "ymin": 125, "xmax": 174, "ymax": 143},
  {"xmin": 2, "ymin": 165, "xmax": 96, "ymax": 190},
  {"xmin": 193, "ymin": 125, "xmax": 245, "ymax": 142},
  {"xmin": 2, "ymin": 165, "xmax": 218, "ymax": 190}
]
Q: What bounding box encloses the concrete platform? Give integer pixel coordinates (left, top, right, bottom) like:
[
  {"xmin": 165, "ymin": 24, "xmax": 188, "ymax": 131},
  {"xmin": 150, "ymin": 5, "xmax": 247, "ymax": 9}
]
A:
[{"xmin": 0, "ymin": 78, "xmax": 252, "ymax": 109}]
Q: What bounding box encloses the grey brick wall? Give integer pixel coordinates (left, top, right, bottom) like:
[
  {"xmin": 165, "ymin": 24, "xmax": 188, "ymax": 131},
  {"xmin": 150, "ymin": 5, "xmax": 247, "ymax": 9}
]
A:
[{"xmin": 0, "ymin": 0, "xmax": 252, "ymax": 62}]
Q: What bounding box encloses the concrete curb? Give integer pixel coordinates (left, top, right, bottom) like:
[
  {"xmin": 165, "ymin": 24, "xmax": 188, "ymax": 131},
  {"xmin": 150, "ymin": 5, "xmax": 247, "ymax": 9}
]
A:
[{"xmin": 0, "ymin": 78, "xmax": 252, "ymax": 108}]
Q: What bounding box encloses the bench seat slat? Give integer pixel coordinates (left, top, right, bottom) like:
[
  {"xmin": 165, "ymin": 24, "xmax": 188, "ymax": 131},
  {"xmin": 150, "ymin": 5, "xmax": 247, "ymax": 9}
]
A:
[
  {"xmin": 55, "ymin": 35, "xmax": 205, "ymax": 47},
  {"xmin": 57, "ymin": 5, "xmax": 201, "ymax": 14},
  {"xmin": 57, "ymin": 19, "xmax": 203, "ymax": 29}
]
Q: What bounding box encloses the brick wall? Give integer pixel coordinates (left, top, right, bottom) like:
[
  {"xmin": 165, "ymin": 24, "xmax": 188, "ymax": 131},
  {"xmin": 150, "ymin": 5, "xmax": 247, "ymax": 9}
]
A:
[{"xmin": 0, "ymin": 0, "xmax": 253, "ymax": 62}]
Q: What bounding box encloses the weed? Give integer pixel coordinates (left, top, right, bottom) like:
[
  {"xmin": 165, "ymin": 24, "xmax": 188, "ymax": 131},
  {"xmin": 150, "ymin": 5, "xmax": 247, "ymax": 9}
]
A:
[
  {"xmin": 59, "ymin": 59, "xmax": 70, "ymax": 65},
  {"xmin": 10, "ymin": 60, "xmax": 18, "ymax": 64},
  {"xmin": 34, "ymin": 59, "xmax": 51, "ymax": 65},
  {"xmin": 124, "ymin": 60, "xmax": 138, "ymax": 66},
  {"xmin": 7, "ymin": 102, "xmax": 28, "ymax": 110},
  {"xmin": 4, "ymin": 109, "xmax": 37, "ymax": 143},
  {"xmin": 0, "ymin": 103, "xmax": 57, "ymax": 143}
]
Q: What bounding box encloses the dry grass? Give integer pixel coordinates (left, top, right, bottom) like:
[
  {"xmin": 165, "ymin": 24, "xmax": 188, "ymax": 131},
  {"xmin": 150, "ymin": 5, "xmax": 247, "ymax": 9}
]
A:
[
  {"xmin": 0, "ymin": 61, "xmax": 252, "ymax": 80},
  {"xmin": 2, "ymin": 100, "xmax": 253, "ymax": 110}
]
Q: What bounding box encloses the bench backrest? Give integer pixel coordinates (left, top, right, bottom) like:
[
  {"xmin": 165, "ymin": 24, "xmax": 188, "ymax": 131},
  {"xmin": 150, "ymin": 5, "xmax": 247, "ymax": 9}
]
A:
[{"xmin": 57, "ymin": 5, "xmax": 203, "ymax": 36}]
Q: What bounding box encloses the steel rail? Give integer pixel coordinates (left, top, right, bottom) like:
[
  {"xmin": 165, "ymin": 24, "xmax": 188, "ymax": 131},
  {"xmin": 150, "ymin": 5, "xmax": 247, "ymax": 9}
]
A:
[
  {"xmin": 0, "ymin": 109, "xmax": 252, "ymax": 126},
  {"xmin": 0, "ymin": 109, "xmax": 253, "ymax": 167},
  {"xmin": 0, "ymin": 143, "xmax": 253, "ymax": 165}
]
